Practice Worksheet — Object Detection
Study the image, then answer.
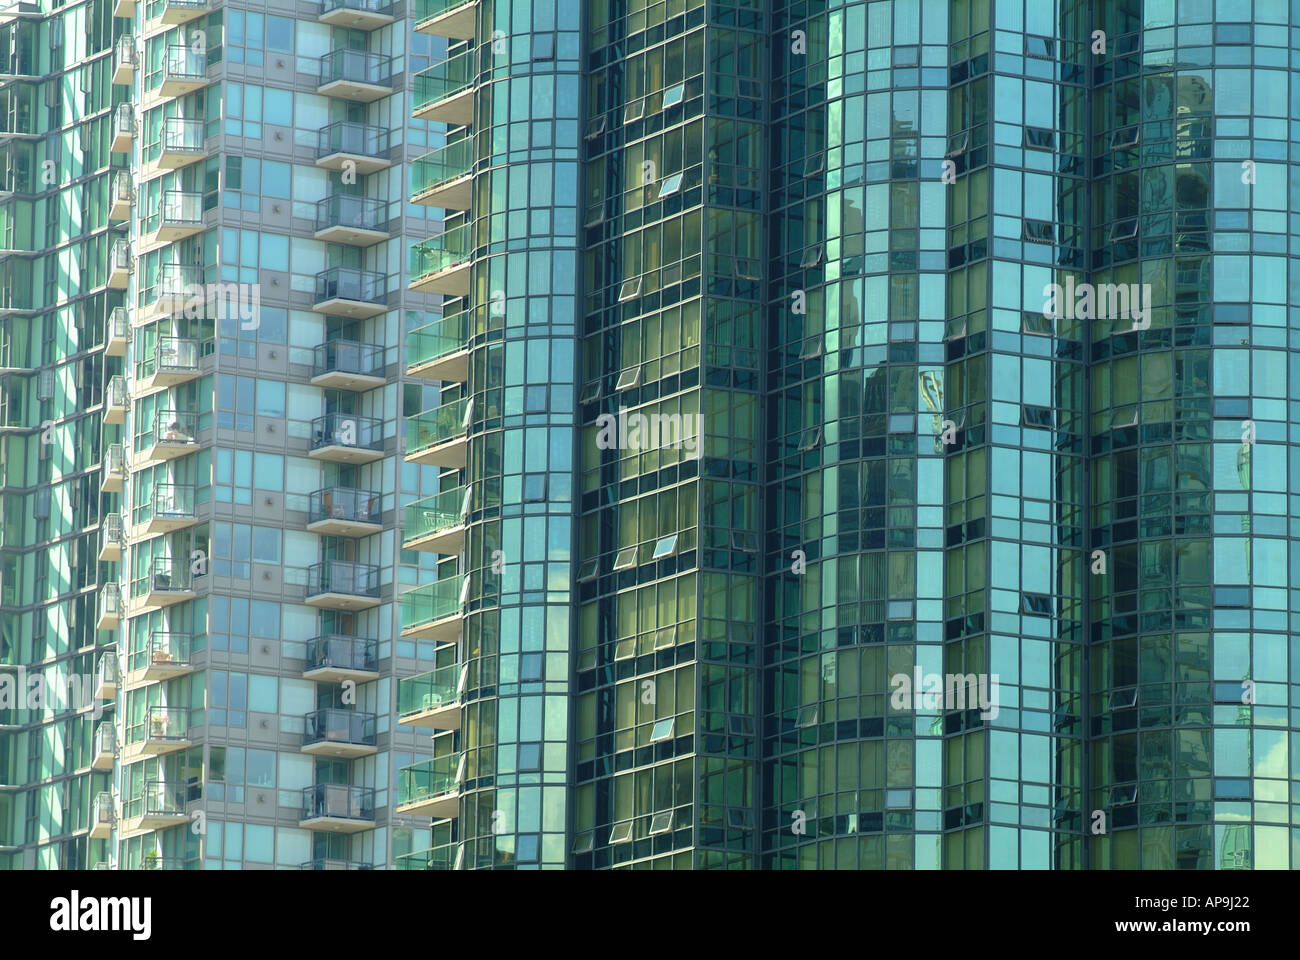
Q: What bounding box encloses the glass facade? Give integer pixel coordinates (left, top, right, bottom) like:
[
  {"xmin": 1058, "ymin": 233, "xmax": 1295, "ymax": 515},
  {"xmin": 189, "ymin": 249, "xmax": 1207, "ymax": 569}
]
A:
[{"xmin": 3, "ymin": 0, "xmax": 1300, "ymax": 872}]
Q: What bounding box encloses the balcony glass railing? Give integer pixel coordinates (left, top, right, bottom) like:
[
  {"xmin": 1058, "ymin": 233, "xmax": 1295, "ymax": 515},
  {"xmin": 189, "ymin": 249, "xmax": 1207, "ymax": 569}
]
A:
[
  {"xmin": 94, "ymin": 721, "xmax": 115, "ymax": 755},
  {"xmin": 140, "ymin": 779, "xmax": 186, "ymax": 816},
  {"xmin": 113, "ymin": 103, "xmax": 135, "ymax": 137},
  {"xmin": 314, "ymin": 194, "xmax": 387, "ymax": 234},
  {"xmin": 310, "ymin": 412, "xmax": 384, "ymax": 454},
  {"xmin": 115, "ymin": 34, "xmax": 138, "ymax": 68},
  {"xmin": 314, "ymin": 266, "xmax": 386, "ymax": 306},
  {"xmin": 323, "ymin": 0, "xmax": 394, "ymax": 15},
  {"xmin": 409, "ymin": 222, "xmax": 472, "ymax": 281},
  {"xmin": 403, "ymin": 486, "xmax": 468, "ymax": 544},
  {"xmin": 406, "ymin": 397, "xmax": 469, "ymax": 457},
  {"xmin": 107, "ymin": 374, "xmax": 127, "ymax": 407},
  {"xmin": 130, "ymin": 630, "xmax": 192, "ymax": 672},
  {"xmin": 161, "ymin": 189, "xmax": 202, "ymax": 225},
  {"xmin": 152, "ymin": 408, "xmax": 199, "ymax": 444},
  {"xmin": 400, "ymin": 578, "xmax": 462, "ymax": 633},
  {"xmin": 413, "ymin": 50, "xmax": 473, "ymax": 112},
  {"xmin": 394, "ymin": 846, "xmax": 457, "ymax": 870},
  {"xmin": 410, "ymin": 139, "xmax": 473, "ymax": 198},
  {"xmin": 111, "ymin": 237, "xmax": 132, "ymax": 270},
  {"xmin": 319, "ymin": 48, "xmax": 393, "ymax": 87},
  {"xmin": 163, "ymin": 44, "xmax": 206, "ymax": 81},
  {"xmin": 103, "ymin": 443, "xmax": 126, "ymax": 477},
  {"xmin": 304, "ymin": 634, "xmax": 378, "ymax": 675},
  {"xmin": 149, "ymin": 555, "xmax": 193, "ymax": 593},
  {"xmin": 102, "ymin": 511, "xmax": 124, "ymax": 544},
  {"xmin": 109, "ymin": 305, "xmax": 129, "ymax": 340},
  {"xmin": 306, "ymin": 560, "xmax": 380, "ymax": 599},
  {"xmin": 317, "ymin": 121, "xmax": 389, "ymax": 160},
  {"xmin": 301, "ymin": 784, "xmax": 375, "ymax": 822},
  {"xmin": 159, "ymin": 116, "xmax": 205, "ymax": 153},
  {"xmin": 151, "ymin": 482, "xmax": 195, "ymax": 520},
  {"xmin": 308, "ymin": 486, "xmax": 381, "ymax": 526},
  {"xmin": 301, "ymin": 858, "xmax": 374, "ymax": 870},
  {"xmin": 413, "ymin": 0, "xmax": 473, "ymax": 24},
  {"xmin": 302, "ymin": 708, "xmax": 376, "ymax": 749},
  {"xmin": 397, "ymin": 754, "xmax": 461, "ymax": 807},
  {"xmin": 131, "ymin": 706, "xmax": 188, "ymax": 743},
  {"xmin": 406, "ymin": 312, "xmax": 467, "ymax": 371},
  {"xmin": 137, "ymin": 336, "xmax": 199, "ymax": 380},
  {"xmin": 312, "ymin": 339, "xmax": 384, "ymax": 380},
  {"xmin": 398, "ymin": 663, "xmax": 462, "ymax": 718},
  {"xmin": 100, "ymin": 582, "xmax": 122, "ymax": 617}
]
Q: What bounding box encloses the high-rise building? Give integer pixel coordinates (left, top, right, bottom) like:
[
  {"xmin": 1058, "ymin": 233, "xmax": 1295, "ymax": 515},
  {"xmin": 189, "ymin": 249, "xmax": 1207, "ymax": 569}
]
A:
[
  {"xmin": 2, "ymin": 0, "xmax": 1296, "ymax": 872},
  {"xmin": 0, "ymin": 0, "xmax": 446, "ymax": 869}
]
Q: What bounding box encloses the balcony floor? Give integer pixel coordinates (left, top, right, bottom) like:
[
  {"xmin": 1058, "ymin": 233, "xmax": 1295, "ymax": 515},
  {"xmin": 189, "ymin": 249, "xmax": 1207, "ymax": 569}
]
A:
[
  {"xmin": 396, "ymin": 791, "xmax": 459, "ymax": 820},
  {"xmin": 400, "ymin": 611, "xmax": 463, "ymax": 644},
  {"xmin": 413, "ymin": 174, "xmax": 472, "ymax": 211},
  {"xmin": 399, "ymin": 699, "xmax": 461, "ymax": 731},
  {"xmin": 313, "ymin": 223, "xmax": 389, "ymax": 247},
  {"xmin": 408, "ymin": 261, "xmax": 471, "ymax": 297},
  {"xmin": 308, "ymin": 444, "xmax": 385, "ymax": 465},
  {"xmin": 298, "ymin": 813, "xmax": 376, "ymax": 833},
  {"xmin": 111, "ymin": 131, "xmax": 133, "ymax": 153},
  {"xmin": 405, "ymin": 434, "xmax": 468, "ymax": 469},
  {"xmin": 413, "ymin": 89, "xmax": 474, "ymax": 126},
  {"xmin": 304, "ymin": 591, "xmax": 382, "ymax": 612},
  {"xmin": 157, "ymin": 147, "xmax": 206, "ymax": 171},
  {"xmin": 316, "ymin": 151, "xmax": 391, "ymax": 175},
  {"xmin": 415, "ymin": 2, "xmax": 475, "ymax": 39},
  {"xmin": 319, "ymin": 6, "xmax": 394, "ymax": 29},
  {"xmin": 312, "ymin": 295, "xmax": 388, "ymax": 319},
  {"xmin": 159, "ymin": 75, "xmax": 208, "ymax": 98},
  {"xmin": 98, "ymin": 541, "xmax": 122, "ymax": 564},
  {"xmin": 309, "ymin": 369, "xmax": 387, "ymax": 392},
  {"xmin": 302, "ymin": 663, "xmax": 379, "ymax": 684},
  {"xmin": 403, "ymin": 523, "xmax": 465, "ymax": 556},
  {"xmin": 91, "ymin": 750, "xmax": 115, "ymax": 772},
  {"xmin": 316, "ymin": 79, "xmax": 392, "ymax": 103},
  {"xmin": 300, "ymin": 740, "xmax": 378, "ymax": 759},
  {"xmin": 408, "ymin": 348, "xmax": 469, "ymax": 383},
  {"xmin": 305, "ymin": 516, "xmax": 383, "ymax": 537}
]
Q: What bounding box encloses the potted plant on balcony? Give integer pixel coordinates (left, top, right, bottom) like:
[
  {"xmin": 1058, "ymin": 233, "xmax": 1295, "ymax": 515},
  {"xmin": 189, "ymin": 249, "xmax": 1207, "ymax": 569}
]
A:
[
  {"xmin": 142, "ymin": 852, "xmax": 160, "ymax": 869},
  {"xmin": 149, "ymin": 712, "xmax": 168, "ymax": 738}
]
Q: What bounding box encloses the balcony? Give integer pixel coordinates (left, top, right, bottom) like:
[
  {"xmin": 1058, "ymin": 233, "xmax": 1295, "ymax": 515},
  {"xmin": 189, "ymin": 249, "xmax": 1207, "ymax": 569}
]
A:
[
  {"xmin": 140, "ymin": 556, "xmax": 196, "ymax": 609},
  {"xmin": 309, "ymin": 412, "xmax": 384, "ymax": 464},
  {"xmin": 301, "ymin": 858, "xmax": 373, "ymax": 870},
  {"xmin": 124, "ymin": 707, "xmax": 191, "ymax": 759},
  {"xmin": 406, "ymin": 312, "xmax": 468, "ymax": 382},
  {"xmin": 155, "ymin": 190, "xmax": 204, "ymax": 242},
  {"xmin": 316, "ymin": 121, "xmax": 391, "ymax": 174},
  {"xmin": 101, "ymin": 443, "xmax": 126, "ymax": 494},
  {"xmin": 394, "ymin": 845, "xmax": 459, "ymax": 870},
  {"xmin": 313, "ymin": 266, "xmax": 387, "ymax": 318},
  {"xmin": 319, "ymin": 0, "xmax": 394, "ymax": 29},
  {"xmin": 314, "ymin": 194, "xmax": 389, "ymax": 246},
  {"xmin": 143, "ymin": 408, "xmax": 199, "ymax": 463},
  {"xmin": 91, "ymin": 792, "xmax": 115, "ymax": 840},
  {"xmin": 307, "ymin": 486, "xmax": 382, "ymax": 536},
  {"xmin": 413, "ymin": 51, "xmax": 473, "ymax": 125},
  {"xmin": 398, "ymin": 663, "xmax": 465, "ymax": 730},
  {"xmin": 408, "ymin": 222, "xmax": 471, "ymax": 296},
  {"xmin": 113, "ymin": 0, "xmax": 134, "ymax": 17},
  {"xmin": 414, "ymin": 0, "xmax": 476, "ymax": 39},
  {"xmin": 317, "ymin": 49, "xmax": 393, "ymax": 102},
  {"xmin": 97, "ymin": 583, "xmax": 122, "ymax": 631},
  {"xmin": 301, "ymin": 708, "xmax": 377, "ymax": 758},
  {"xmin": 99, "ymin": 512, "xmax": 125, "ymax": 563},
  {"xmin": 128, "ymin": 780, "xmax": 189, "ymax": 833},
  {"xmin": 106, "ymin": 305, "xmax": 129, "ymax": 356},
  {"xmin": 402, "ymin": 485, "xmax": 469, "ymax": 555},
  {"xmin": 142, "ymin": 483, "xmax": 197, "ymax": 536},
  {"xmin": 108, "ymin": 238, "xmax": 132, "ymax": 289},
  {"xmin": 109, "ymin": 171, "xmax": 134, "ymax": 222},
  {"xmin": 157, "ymin": 117, "xmax": 206, "ymax": 169},
  {"xmin": 300, "ymin": 784, "xmax": 376, "ymax": 833},
  {"xmin": 104, "ymin": 374, "xmax": 128, "ymax": 425},
  {"xmin": 411, "ymin": 139, "xmax": 473, "ymax": 209},
  {"xmin": 311, "ymin": 339, "xmax": 385, "ymax": 391},
  {"xmin": 303, "ymin": 634, "xmax": 379, "ymax": 683},
  {"xmin": 305, "ymin": 560, "xmax": 381, "ymax": 611},
  {"xmin": 159, "ymin": 0, "xmax": 208, "ymax": 25},
  {"xmin": 405, "ymin": 397, "xmax": 470, "ymax": 468},
  {"xmin": 148, "ymin": 262, "xmax": 205, "ymax": 320},
  {"xmin": 160, "ymin": 44, "xmax": 209, "ymax": 98},
  {"xmin": 134, "ymin": 337, "xmax": 200, "ymax": 395},
  {"xmin": 91, "ymin": 722, "xmax": 115, "ymax": 771},
  {"xmin": 113, "ymin": 34, "xmax": 137, "ymax": 85},
  {"xmin": 94, "ymin": 655, "xmax": 119, "ymax": 701},
  {"xmin": 111, "ymin": 103, "xmax": 134, "ymax": 153},
  {"xmin": 396, "ymin": 754, "xmax": 463, "ymax": 819},
  {"xmin": 128, "ymin": 631, "xmax": 194, "ymax": 684},
  {"xmin": 400, "ymin": 577, "xmax": 465, "ymax": 643}
]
